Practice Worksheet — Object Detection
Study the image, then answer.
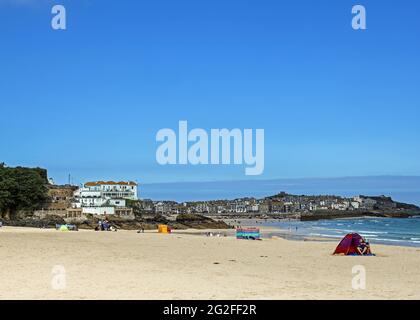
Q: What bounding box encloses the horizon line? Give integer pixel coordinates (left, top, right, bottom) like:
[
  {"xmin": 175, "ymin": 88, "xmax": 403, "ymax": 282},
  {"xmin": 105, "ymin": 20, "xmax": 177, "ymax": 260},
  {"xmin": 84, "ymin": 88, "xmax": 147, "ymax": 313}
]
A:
[{"xmin": 140, "ymin": 175, "xmax": 420, "ymax": 186}]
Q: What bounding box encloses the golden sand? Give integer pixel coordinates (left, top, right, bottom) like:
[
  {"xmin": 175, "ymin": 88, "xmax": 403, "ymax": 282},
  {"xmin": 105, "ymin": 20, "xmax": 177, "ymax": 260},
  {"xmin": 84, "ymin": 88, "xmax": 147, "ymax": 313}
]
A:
[{"xmin": 0, "ymin": 226, "xmax": 419, "ymax": 299}]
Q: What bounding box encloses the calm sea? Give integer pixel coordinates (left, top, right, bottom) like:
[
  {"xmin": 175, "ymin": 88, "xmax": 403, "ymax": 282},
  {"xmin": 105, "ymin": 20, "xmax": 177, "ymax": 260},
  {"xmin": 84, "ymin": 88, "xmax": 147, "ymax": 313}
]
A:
[{"xmin": 253, "ymin": 217, "xmax": 420, "ymax": 247}]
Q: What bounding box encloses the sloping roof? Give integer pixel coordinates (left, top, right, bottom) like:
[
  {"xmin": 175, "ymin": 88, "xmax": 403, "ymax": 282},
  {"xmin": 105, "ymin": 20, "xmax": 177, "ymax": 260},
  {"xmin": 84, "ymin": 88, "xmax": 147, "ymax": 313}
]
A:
[{"xmin": 85, "ymin": 181, "xmax": 137, "ymax": 187}]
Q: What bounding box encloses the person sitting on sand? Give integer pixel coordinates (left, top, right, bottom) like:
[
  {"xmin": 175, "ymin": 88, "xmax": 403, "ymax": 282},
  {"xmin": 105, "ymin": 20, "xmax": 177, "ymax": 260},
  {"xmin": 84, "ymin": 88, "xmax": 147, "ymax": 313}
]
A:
[
  {"xmin": 357, "ymin": 238, "xmax": 370, "ymax": 255},
  {"xmin": 364, "ymin": 239, "xmax": 372, "ymax": 255}
]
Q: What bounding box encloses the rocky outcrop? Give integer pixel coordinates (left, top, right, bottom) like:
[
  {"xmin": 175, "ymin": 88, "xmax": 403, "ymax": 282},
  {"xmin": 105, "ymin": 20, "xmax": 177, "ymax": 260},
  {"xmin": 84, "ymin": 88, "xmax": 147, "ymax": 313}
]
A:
[
  {"xmin": 0, "ymin": 215, "xmax": 66, "ymax": 228},
  {"xmin": 76, "ymin": 215, "xmax": 169, "ymax": 230},
  {"xmin": 0, "ymin": 213, "xmax": 229, "ymax": 231},
  {"xmin": 175, "ymin": 214, "xmax": 230, "ymax": 229}
]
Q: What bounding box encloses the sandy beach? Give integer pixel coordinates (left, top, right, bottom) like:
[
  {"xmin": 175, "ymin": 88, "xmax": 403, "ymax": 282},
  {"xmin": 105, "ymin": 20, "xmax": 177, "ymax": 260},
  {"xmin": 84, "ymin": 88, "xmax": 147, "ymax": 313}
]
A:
[{"xmin": 0, "ymin": 226, "xmax": 419, "ymax": 300}]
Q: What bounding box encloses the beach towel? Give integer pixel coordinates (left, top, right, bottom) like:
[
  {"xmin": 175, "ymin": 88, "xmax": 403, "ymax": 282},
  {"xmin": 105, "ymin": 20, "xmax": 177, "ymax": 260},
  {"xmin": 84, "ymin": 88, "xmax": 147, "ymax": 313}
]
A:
[{"xmin": 236, "ymin": 228, "xmax": 261, "ymax": 240}]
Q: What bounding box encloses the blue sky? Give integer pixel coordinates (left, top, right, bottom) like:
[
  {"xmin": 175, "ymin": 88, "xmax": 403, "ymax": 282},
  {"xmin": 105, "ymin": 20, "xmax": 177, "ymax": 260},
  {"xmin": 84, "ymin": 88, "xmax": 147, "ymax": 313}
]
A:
[{"xmin": 0, "ymin": 0, "xmax": 419, "ymax": 186}]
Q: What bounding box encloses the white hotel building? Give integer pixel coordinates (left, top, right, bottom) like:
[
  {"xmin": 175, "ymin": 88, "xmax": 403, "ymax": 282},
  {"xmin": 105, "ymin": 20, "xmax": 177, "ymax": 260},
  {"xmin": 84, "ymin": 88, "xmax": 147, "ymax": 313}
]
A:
[{"xmin": 72, "ymin": 181, "xmax": 138, "ymax": 216}]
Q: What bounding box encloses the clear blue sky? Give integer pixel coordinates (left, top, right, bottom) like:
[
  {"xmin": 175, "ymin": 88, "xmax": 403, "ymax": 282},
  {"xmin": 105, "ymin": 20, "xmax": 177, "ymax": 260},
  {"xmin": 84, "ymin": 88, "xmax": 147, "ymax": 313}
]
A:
[{"xmin": 1, "ymin": 0, "xmax": 419, "ymax": 185}]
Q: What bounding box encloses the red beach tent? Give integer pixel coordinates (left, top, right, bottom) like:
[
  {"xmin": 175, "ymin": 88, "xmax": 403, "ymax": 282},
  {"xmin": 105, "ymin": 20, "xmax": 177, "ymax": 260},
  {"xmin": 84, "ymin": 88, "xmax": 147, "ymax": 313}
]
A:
[{"xmin": 333, "ymin": 233, "xmax": 363, "ymax": 255}]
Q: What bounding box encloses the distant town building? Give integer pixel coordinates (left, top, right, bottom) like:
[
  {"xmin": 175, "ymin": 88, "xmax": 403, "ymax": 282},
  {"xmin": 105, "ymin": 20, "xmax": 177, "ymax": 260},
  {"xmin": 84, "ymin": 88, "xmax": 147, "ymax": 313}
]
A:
[
  {"xmin": 353, "ymin": 196, "xmax": 377, "ymax": 210},
  {"xmin": 38, "ymin": 177, "xmax": 401, "ymax": 221}
]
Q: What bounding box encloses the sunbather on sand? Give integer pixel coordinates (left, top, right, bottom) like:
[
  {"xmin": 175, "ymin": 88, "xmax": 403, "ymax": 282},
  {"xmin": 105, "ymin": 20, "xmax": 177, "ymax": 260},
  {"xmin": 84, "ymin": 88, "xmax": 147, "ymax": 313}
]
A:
[{"xmin": 357, "ymin": 238, "xmax": 370, "ymax": 255}]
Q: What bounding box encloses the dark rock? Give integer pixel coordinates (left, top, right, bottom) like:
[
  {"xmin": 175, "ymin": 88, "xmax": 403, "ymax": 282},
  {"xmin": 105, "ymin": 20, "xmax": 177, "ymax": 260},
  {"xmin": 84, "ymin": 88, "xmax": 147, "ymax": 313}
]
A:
[
  {"xmin": 0, "ymin": 215, "xmax": 65, "ymax": 228},
  {"xmin": 176, "ymin": 214, "xmax": 229, "ymax": 229}
]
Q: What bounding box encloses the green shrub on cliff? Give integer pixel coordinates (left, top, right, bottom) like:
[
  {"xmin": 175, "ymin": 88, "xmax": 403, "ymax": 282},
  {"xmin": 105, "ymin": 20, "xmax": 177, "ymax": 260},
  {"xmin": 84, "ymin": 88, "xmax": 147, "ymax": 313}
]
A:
[{"xmin": 0, "ymin": 163, "xmax": 48, "ymax": 219}]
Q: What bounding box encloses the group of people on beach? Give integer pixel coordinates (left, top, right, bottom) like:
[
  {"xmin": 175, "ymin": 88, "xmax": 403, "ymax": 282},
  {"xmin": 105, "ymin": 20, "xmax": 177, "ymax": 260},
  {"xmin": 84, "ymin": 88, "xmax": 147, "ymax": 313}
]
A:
[{"xmin": 95, "ymin": 220, "xmax": 116, "ymax": 232}]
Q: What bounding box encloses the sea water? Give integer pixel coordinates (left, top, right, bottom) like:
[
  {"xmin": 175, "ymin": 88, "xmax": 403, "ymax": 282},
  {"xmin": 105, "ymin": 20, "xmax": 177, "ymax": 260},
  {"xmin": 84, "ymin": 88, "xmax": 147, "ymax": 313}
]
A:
[{"xmin": 254, "ymin": 217, "xmax": 420, "ymax": 247}]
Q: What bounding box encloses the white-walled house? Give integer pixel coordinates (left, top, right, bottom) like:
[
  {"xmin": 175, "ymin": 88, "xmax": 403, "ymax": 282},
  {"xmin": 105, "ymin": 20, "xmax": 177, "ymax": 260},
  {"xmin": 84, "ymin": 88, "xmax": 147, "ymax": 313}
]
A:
[
  {"xmin": 353, "ymin": 196, "xmax": 377, "ymax": 210},
  {"xmin": 82, "ymin": 206, "xmax": 116, "ymax": 216},
  {"xmin": 83, "ymin": 181, "xmax": 137, "ymax": 201},
  {"xmin": 71, "ymin": 181, "xmax": 138, "ymax": 217}
]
